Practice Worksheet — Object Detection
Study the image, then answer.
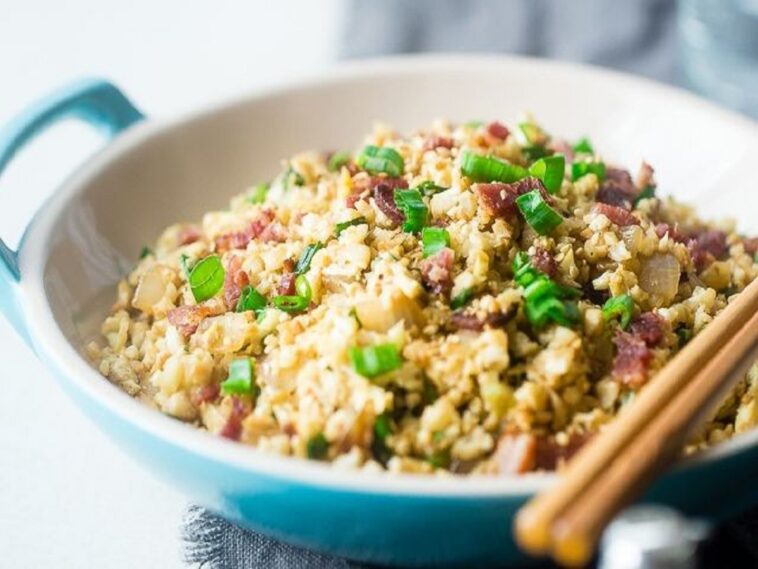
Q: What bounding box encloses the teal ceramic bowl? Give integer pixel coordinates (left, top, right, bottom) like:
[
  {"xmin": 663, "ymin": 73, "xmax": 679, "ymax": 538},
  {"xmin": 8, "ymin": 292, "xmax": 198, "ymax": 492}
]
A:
[{"xmin": 2, "ymin": 56, "xmax": 757, "ymax": 568}]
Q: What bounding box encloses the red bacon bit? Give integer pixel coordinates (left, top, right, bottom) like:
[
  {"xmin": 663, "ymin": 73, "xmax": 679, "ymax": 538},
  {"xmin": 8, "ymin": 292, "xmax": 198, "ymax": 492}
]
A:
[
  {"xmin": 655, "ymin": 223, "xmax": 688, "ymax": 244},
  {"xmin": 223, "ymin": 256, "xmax": 249, "ymax": 310},
  {"xmin": 219, "ymin": 398, "xmax": 247, "ymax": 441},
  {"xmin": 423, "ymin": 135, "xmax": 454, "ymax": 151},
  {"xmin": 278, "ymin": 272, "xmax": 296, "ymax": 296},
  {"xmin": 612, "ymin": 330, "xmax": 653, "ymax": 388},
  {"xmin": 531, "ymin": 247, "xmax": 557, "ymax": 278},
  {"xmin": 248, "ymin": 209, "xmax": 276, "ymax": 239},
  {"xmin": 744, "ymin": 237, "xmax": 758, "ymax": 254},
  {"xmin": 167, "ymin": 305, "xmax": 212, "ymax": 337},
  {"xmin": 534, "ymin": 433, "xmax": 593, "ymax": 471},
  {"xmin": 214, "ymin": 209, "xmax": 279, "ymax": 252},
  {"xmin": 494, "ymin": 433, "xmax": 538, "ymax": 474},
  {"xmin": 178, "ymin": 225, "xmax": 202, "ymax": 246},
  {"xmin": 486, "ymin": 121, "xmax": 510, "ymax": 141},
  {"xmin": 190, "ymin": 383, "xmax": 220, "ymax": 406},
  {"xmin": 215, "ymin": 230, "xmax": 251, "ymax": 253},
  {"xmin": 449, "ymin": 306, "xmax": 517, "ymax": 332},
  {"xmin": 474, "ymin": 177, "xmax": 548, "ymax": 219},
  {"xmin": 687, "ymin": 230, "xmax": 727, "ymax": 271},
  {"xmin": 347, "ymin": 176, "xmax": 408, "ymax": 208},
  {"xmin": 597, "ymin": 168, "xmax": 637, "ymax": 210},
  {"xmin": 374, "ymin": 182, "xmax": 406, "ymax": 226},
  {"xmin": 636, "ymin": 161, "xmax": 655, "ymax": 191},
  {"xmin": 593, "ymin": 202, "xmax": 640, "ymax": 227},
  {"xmin": 421, "ymin": 247, "xmax": 454, "ymax": 295},
  {"xmin": 259, "ymin": 222, "xmax": 286, "ymax": 243},
  {"xmin": 629, "ymin": 312, "xmax": 665, "ymax": 347}
]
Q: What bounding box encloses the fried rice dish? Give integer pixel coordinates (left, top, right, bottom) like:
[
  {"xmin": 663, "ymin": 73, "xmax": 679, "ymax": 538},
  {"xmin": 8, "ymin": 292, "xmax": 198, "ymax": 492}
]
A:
[{"xmin": 88, "ymin": 118, "xmax": 758, "ymax": 475}]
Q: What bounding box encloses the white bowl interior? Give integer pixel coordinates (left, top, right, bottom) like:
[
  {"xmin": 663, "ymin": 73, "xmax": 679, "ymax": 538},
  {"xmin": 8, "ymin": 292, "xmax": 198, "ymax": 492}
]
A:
[{"xmin": 22, "ymin": 56, "xmax": 758, "ymax": 488}]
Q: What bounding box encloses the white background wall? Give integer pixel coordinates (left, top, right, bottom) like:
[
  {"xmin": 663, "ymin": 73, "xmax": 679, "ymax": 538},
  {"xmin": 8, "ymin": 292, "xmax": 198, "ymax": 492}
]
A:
[{"xmin": 0, "ymin": 2, "xmax": 340, "ymax": 567}]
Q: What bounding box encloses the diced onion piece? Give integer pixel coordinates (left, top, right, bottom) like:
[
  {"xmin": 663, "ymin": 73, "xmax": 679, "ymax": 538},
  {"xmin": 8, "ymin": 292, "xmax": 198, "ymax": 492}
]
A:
[{"xmin": 639, "ymin": 253, "xmax": 680, "ymax": 304}]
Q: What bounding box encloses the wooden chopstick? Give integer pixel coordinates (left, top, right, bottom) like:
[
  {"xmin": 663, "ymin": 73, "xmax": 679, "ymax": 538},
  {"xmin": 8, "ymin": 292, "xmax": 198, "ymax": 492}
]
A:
[
  {"xmin": 551, "ymin": 308, "xmax": 758, "ymax": 566},
  {"xmin": 514, "ymin": 278, "xmax": 758, "ymax": 557}
]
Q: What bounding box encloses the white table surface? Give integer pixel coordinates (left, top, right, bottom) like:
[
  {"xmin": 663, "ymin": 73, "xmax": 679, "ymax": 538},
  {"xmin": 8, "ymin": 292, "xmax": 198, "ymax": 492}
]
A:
[{"xmin": 0, "ymin": 2, "xmax": 340, "ymax": 567}]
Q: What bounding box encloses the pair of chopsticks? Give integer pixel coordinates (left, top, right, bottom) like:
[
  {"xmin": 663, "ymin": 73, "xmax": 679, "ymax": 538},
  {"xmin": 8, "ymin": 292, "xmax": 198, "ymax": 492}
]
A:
[{"xmin": 514, "ymin": 277, "xmax": 758, "ymax": 567}]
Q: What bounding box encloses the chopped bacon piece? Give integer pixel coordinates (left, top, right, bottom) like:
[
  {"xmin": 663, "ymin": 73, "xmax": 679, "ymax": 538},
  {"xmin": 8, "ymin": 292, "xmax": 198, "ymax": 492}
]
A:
[
  {"xmin": 635, "ymin": 161, "xmax": 655, "ymax": 191},
  {"xmin": 278, "ymin": 272, "xmax": 296, "ymax": 296},
  {"xmin": 486, "ymin": 121, "xmax": 510, "ymax": 141},
  {"xmin": 612, "ymin": 330, "xmax": 652, "ymax": 388},
  {"xmin": 248, "ymin": 209, "xmax": 276, "ymax": 239},
  {"xmin": 744, "ymin": 236, "xmax": 758, "ymax": 254},
  {"xmin": 178, "ymin": 225, "xmax": 202, "ymax": 246},
  {"xmin": 347, "ymin": 176, "xmax": 408, "ymax": 209},
  {"xmin": 167, "ymin": 305, "xmax": 212, "ymax": 337},
  {"xmin": 190, "ymin": 383, "xmax": 220, "ymax": 406},
  {"xmin": 215, "ymin": 230, "xmax": 251, "ymax": 253},
  {"xmin": 259, "ymin": 222, "xmax": 286, "ymax": 243},
  {"xmin": 531, "ymin": 247, "xmax": 557, "ymax": 278},
  {"xmin": 214, "ymin": 209, "xmax": 279, "ymax": 252},
  {"xmin": 423, "ymin": 135, "xmax": 454, "ymax": 151},
  {"xmin": 597, "ymin": 168, "xmax": 637, "ymax": 210},
  {"xmin": 629, "ymin": 312, "xmax": 666, "ymax": 347},
  {"xmin": 420, "ymin": 247, "xmax": 454, "ymax": 295},
  {"xmin": 223, "ymin": 256, "xmax": 249, "ymax": 310},
  {"xmin": 534, "ymin": 433, "xmax": 593, "ymax": 471},
  {"xmin": 593, "ymin": 202, "xmax": 640, "ymax": 227},
  {"xmin": 655, "ymin": 223, "xmax": 688, "ymax": 244},
  {"xmin": 687, "ymin": 230, "xmax": 727, "ymax": 271},
  {"xmin": 374, "ymin": 182, "xmax": 406, "ymax": 226},
  {"xmin": 219, "ymin": 398, "xmax": 247, "ymax": 441},
  {"xmin": 494, "ymin": 433, "xmax": 538, "ymax": 474},
  {"xmin": 449, "ymin": 306, "xmax": 516, "ymax": 331},
  {"xmin": 474, "ymin": 177, "xmax": 548, "ymax": 218}
]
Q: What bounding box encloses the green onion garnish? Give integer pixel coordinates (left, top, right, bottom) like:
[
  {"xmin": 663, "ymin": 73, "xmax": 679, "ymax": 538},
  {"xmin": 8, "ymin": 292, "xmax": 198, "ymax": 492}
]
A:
[
  {"xmin": 349, "ymin": 344, "xmax": 403, "ymax": 379},
  {"xmin": 460, "ymin": 150, "xmax": 527, "ymax": 183},
  {"xmin": 528, "ymin": 154, "xmax": 565, "ymax": 194},
  {"xmin": 328, "ymin": 151, "xmax": 351, "ymax": 172},
  {"xmin": 187, "ymin": 255, "xmax": 225, "ymax": 302},
  {"xmin": 356, "ymin": 145, "xmax": 404, "ymax": 177},
  {"xmin": 602, "ymin": 294, "xmax": 634, "ymax": 329},
  {"xmin": 335, "ymin": 216, "xmax": 367, "ymax": 236},
  {"xmin": 221, "ymin": 357, "xmax": 255, "ymax": 395},
  {"xmin": 427, "ymin": 449, "xmax": 451, "ymax": 469},
  {"xmin": 295, "ymin": 242, "xmax": 324, "ymax": 275},
  {"xmin": 572, "ymin": 138, "xmax": 594, "ymax": 155},
  {"xmin": 633, "ymin": 186, "xmax": 656, "ymax": 207},
  {"xmin": 295, "ymin": 275, "xmax": 312, "ymax": 303},
  {"xmin": 415, "ymin": 180, "xmax": 449, "ymax": 195},
  {"xmin": 450, "ymin": 288, "xmax": 474, "ymax": 309},
  {"xmin": 248, "ymin": 183, "xmax": 269, "ymax": 204},
  {"xmin": 180, "ymin": 254, "xmax": 192, "ymax": 278},
  {"xmin": 513, "ymin": 252, "xmax": 580, "ymax": 328},
  {"xmin": 371, "ymin": 413, "xmax": 393, "ymax": 464},
  {"xmin": 676, "ymin": 326, "xmax": 692, "ymax": 347},
  {"xmin": 522, "ymin": 145, "xmax": 550, "ymax": 161},
  {"xmin": 273, "ymin": 295, "xmax": 309, "ymax": 313},
  {"xmin": 572, "ymin": 161, "xmax": 606, "ymax": 182},
  {"xmin": 236, "ymin": 285, "xmax": 267, "ymax": 314},
  {"xmin": 374, "ymin": 414, "xmax": 392, "ymax": 440},
  {"xmin": 519, "ymin": 122, "xmax": 547, "ymax": 146},
  {"xmin": 139, "ymin": 246, "xmax": 152, "ymax": 259},
  {"xmin": 282, "ymin": 164, "xmax": 305, "ymax": 190},
  {"xmin": 394, "ymin": 189, "xmax": 428, "ymax": 233},
  {"xmin": 306, "ymin": 432, "xmax": 329, "ymax": 460},
  {"xmin": 421, "ymin": 226, "xmax": 450, "ymax": 258},
  {"xmin": 515, "ymin": 189, "xmax": 564, "ymax": 235}
]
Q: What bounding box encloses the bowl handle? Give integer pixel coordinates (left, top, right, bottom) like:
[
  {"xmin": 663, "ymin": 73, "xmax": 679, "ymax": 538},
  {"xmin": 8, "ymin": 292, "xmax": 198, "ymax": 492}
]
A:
[{"xmin": 0, "ymin": 78, "xmax": 144, "ymax": 343}]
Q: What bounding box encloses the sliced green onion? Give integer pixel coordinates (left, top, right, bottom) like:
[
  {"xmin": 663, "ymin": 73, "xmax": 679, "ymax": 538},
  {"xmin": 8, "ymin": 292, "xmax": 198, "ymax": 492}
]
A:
[
  {"xmin": 327, "ymin": 151, "xmax": 351, "ymax": 172},
  {"xmin": 525, "ymin": 297, "xmax": 580, "ymax": 328},
  {"xmin": 394, "ymin": 188, "xmax": 428, "ymax": 233},
  {"xmin": 295, "ymin": 242, "xmax": 324, "ymax": 275},
  {"xmin": 676, "ymin": 326, "xmax": 692, "ymax": 347},
  {"xmin": 188, "ymin": 255, "xmax": 225, "ymax": 302},
  {"xmin": 421, "ymin": 227, "xmax": 450, "ymax": 258},
  {"xmin": 427, "ymin": 448, "xmax": 451, "ymax": 469},
  {"xmin": 415, "ymin": 180, "xmax": 449, "ymax": 196},
  {"xmin": 374, "ymin": 414, "xmax": 392, "ymax": 440},
  {"xmin": 349, "ymin": 344, "xmax": 403, "ymax": 379},
  {"xmin": 572, "ymin": 137, "xmax": 594, "ymax": 155},
  {"xmin": 306, "ymin": 432, "xmax": 329, "ymax": 460},
  {"xmin": 602, "ymin": 294, "xmax": 634, "ymax": 329},
  {"xmin": 515, "ymin": 189, "xmax": 564, "ymax": 235},
  {"xmin": 273, "ymin": 295, "xmax": 309, "ymax": 313},
  {"xmin": 633, "ymin": 186, "xmax": 656, "ymax": 207},
  {"xmin": 572, "ymin": 161, "xmax": 606, "ymax": 182},
  {"xmin": 221, "ymin": 357, "xmax": 255, "ymax": 395},
  {"xmin": 422, "ymin": 379, "xmax": 439, "ymax": 404},
  {"xmin": 295, "ymin": 275, "xmax": 312, "ymax": 303},
  {"xmin": 335, "ymin": 216, "xmax": 367, "ymax": 236},
  {"xmin": 180, "ymin": 254, "xmax": 192, "ymax": 278},
  {"xmin": 519, "ymin": 122, "xmax": 548, "ymax": 146},
  {"xmin": 356, "ymin": 145, "xmax": 404, "ymax": 176},
  {"xmin": 248, "ymin": 183, "xmax": 269, "ymax": 204},
  {"xmin": 371, "ymin": 413, "xmax": 393, "ymax": 464},
  {"xmin": 528, "ymin": 154, "xmax": 565, "ymax": 194},
  {"xmin": 282, "ymin": 164, "xmax": 305, "ymax": 190},
  {"xmin": 139, "ymin": 246, "xmax": 152, "ymax": 259},
  {"xmin": 513, "ymin": 252, "xmax": 580, "ymax": 328},
  {"xmin": 236, "ymin": 286, "xmax": 267, "ymax": 314},
  {"xmin": 522, "ymin": 145, "xmax": 550, "ymax": 161},
  {"xmin": 450, "ymin": 288, "xmax": 474, "ymax": 310},
  {"xmin": 460, "ymin": 150, "xmax": 527, "ymax": 183}
]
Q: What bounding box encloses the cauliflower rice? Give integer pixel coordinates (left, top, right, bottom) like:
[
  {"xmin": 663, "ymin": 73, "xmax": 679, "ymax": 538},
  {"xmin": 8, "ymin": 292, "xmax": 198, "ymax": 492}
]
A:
[{"xmin": 89, "ymin": 118, "xmax": 758, "ymax": 475}]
